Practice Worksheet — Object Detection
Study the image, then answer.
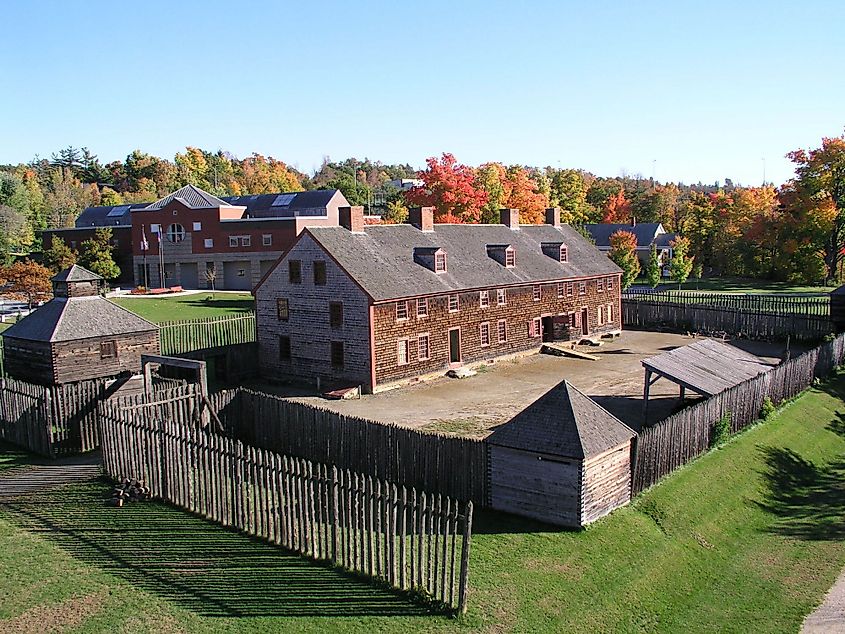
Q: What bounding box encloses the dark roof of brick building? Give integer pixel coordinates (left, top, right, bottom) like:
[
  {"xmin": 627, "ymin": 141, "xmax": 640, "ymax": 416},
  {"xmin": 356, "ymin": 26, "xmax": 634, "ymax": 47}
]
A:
[
  {"xmin": 584, "ymin": 223, "xmax": 667, "ymax": 248},
  {"xmin": 486, "ymin": 380, "xmax": 636, "ymax": 459},
  {"xmin": 306, "ymin": 223, "xmax": 621, "ymax": 302},
  {"xmin": 2, "ymin": 296, "xmax": 157, "ymax": 343}
]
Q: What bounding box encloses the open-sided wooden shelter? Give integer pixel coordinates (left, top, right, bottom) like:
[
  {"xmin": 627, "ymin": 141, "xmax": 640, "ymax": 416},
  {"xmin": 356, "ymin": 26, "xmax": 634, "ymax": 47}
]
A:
[
  {"xmin": 1, "ymin": 265, "xmax": 160, "ymax": 384},
  {"xmin": 486, "ymin": 380, "xmax": 636, "ymax": 528}
]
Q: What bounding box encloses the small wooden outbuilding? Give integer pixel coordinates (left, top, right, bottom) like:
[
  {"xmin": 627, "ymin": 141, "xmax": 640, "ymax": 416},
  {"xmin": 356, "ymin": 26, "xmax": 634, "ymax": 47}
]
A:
[
  {"xmin": 1, "ymin": 265, "xmax": 160, "ymax": 385},
  {"xmin": 486, "ymin": 380, "xmax": 636, "ymax": 528}
]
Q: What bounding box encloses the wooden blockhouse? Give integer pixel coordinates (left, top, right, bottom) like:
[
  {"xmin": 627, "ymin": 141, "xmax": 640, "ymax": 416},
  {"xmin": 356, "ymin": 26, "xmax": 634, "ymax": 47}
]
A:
[
  {"xmin": 486, "ymin": 380, "xmax": 636, "ymax": 528},
  {"xmin": 1, "ymin": 265, "xmax": 160, "ymax": 385}
]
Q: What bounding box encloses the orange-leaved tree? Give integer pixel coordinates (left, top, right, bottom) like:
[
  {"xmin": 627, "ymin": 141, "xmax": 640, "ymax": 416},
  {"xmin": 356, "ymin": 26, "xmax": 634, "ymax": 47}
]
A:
[
  {"xmin": 406, "ymin": 153, "xmax": 488, "ymax": 223},
  {"xmin": 0, "ymin": 260, "xmax": 53, "ymax": 308}
]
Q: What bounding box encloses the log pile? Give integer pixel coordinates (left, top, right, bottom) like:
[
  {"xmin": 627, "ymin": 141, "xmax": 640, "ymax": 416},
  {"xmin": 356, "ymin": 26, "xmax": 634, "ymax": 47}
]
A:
[{"xmin": 108, "ymin": 478, "xmax": 151, "ymax": 507}]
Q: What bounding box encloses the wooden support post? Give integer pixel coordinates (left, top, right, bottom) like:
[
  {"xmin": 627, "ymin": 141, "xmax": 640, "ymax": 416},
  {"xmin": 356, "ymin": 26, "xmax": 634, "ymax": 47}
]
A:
[
  {"xmin": 642, "ymin": 368, "xmax": 652, "ymax": 425},
  {"xmin": 679, "ymin": 385, "xmax": 686, "ymax": 401}
]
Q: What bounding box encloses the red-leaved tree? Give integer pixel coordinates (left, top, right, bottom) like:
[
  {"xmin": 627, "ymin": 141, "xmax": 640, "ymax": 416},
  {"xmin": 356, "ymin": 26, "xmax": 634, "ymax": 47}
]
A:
[{"xmin": 406, "ymin": 153, "xmax": 488, "ymax": 223}]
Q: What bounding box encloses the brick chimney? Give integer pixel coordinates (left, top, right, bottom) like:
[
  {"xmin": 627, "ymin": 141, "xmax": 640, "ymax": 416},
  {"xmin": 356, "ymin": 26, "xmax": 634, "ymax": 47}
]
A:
[
  {"xmin": 545, "ymin": 207, "xmax": 561, "ymax": 227},
  {"xmin": 339, "ymin": 206, "xmax": 365, "ymax": 233},
  {"xmin": 500, "ymin": 208, "xmax": 520, "ymax": 229},
  {"xmin": 409, "ymin": 206, "xmax": 434, "ymax": 232}
]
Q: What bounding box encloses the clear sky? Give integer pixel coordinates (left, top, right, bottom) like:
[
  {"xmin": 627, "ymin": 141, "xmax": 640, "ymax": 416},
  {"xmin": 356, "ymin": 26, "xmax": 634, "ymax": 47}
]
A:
[{"xmin": 1, "ymin": 0, "xmax": 843, "ymax": 186}]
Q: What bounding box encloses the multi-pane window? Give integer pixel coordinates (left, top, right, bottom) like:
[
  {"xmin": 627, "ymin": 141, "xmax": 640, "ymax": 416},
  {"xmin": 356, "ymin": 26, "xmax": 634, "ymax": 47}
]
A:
[
  {"xmin": 479, "ymin": 290, "xmax": 489, "ymax": 308},
  {"xmin": 607, "ymin": 276, "xmax": 614, "ymax": 290},
  {"xmin": 396, "ymin": 300, "xmax": 409, "ymax": 320},
  {"xmin": 530, "ymin": 317, "xmax": 542, "ymax": 338},
  {"xmin": 331, "ymin": 341, "xmax": 344, "ymax": 369},
  {"xmin": 578, "ymin": 281, "xmax": 586, "ymax": 296},
  {"xmin": 597, "ymin": 305, "xmax": 604, "ymax": 325},
  {"xmin": 566, "ymin": 282, "xmax": 574, "ymax": 297},
  {"xmin": 568, "ymin": 312, "xmax": 577, "ymax": 328},
  {"xmin": 313, "ymin": 260, "xmax": 327, "ymax": 285},
  {"xmin": 417, "ymin": 297, "xmax": 428, "ymax": 317},
  {"xmin": 557, "ymin": 283, "xmax": 565, "ymax": 298},
  {"xmin": 607, "ymin": 303, "xmax": 613, "ymax": 323},
  {"xmin": 242, "ymin": 235, "xmax": 251, "ymax": 247},
  {"xmin": 597, "ymin": 278, "xmax": 605, "ymax": 293},
  {"xmin": 560, "ymin": 245, "xmax": 568, "ymax": 263},
  {"xmin": 166, "ymin": 224, "xmax": 185, "ymax": 243},
  {"xmin": 497, "ymin": 288, "xmax": 506, "ymax": 306},
  {"xmin": 418, "ymin": 334, "xmax": 431, "ymax": 361},
  {"xmin": 229, "ymin": 236, "xmax": 239, "ymax": 247},
  {"xmin": 533, "ymin": 285, "xmax": 542, "ymax": 302},
  {"xmin": 289, "ymin": 260, "xmax": 302, "ymax": 284},
  {"xmin": 279, "ymin": 335, "xmax": 291, "ymax": 360},
  {"xmin": 263, "ymin": 234, "xmax": 272, "ymax": 246},
  {"xmin": 100, "ymin": 340, "xmax": 117, "ymax": 359},
  {"xmin": 434, "ymin": 252, "xmax": 447, "ymax": 273},
  {"xmin": 497, "ymin": 319, "xmax": 508, "ymax": 343},
  {"xmin": 480, "ymin": 322, "xmax": 491, "ymax": 347},
  {"xmin": 505, "ymin": 248, "xmax": 515, "ymax": 267},
  {"xmin": 276, "ymin": 298, "xmax": 289, "ymax": 321},
  {"xmin": 397, "ymin": 339, "xmax": 410, "ymax": 365},
  {"xmin": 448, "ymin": 294, "xmax": 459, "ymax": 312},
  {"xmin": 204, "ymin": 238, "xmax": 214, "ymax": 248},
  {"xmin": 329, "ymin": 301, "xmax": 343, "ymax": 329}
]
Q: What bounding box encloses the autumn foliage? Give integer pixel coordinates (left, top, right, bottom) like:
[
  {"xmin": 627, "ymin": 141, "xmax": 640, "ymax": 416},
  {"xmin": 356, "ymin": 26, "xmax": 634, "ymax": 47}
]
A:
[
  {"xmin": 0, "ymin": 260, "xmax": 53, "ymax": 307},
  {"xmin": 406, "ymin": 153, "xmax": 488, "ymax": 223},
  {"xmin": 608, "ymin": 230, "xmax": 640, "ymax": 289}
]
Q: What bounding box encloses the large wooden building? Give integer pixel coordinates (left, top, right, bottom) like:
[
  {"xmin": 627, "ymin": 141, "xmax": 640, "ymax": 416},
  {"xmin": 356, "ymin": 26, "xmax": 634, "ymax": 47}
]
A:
[
  {"xmin": 255, "ymin": 206, "xmax": 623, "ymax": 392},
  {"xmin": 486, "ymin": 380, "xmax": 636, "ymax": 527},
  {"xmin": 1, "ymin": 265, "xmax": 159, "ymax": 385}
]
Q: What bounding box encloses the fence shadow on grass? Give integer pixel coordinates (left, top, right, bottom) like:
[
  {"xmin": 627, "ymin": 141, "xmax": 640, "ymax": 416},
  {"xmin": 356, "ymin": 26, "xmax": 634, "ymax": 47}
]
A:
[
  {"xmin": 0, "ymin": 482, "xmax": 432, "ymax": 618},
  {"xmin": 754, "ymin": 445, "xmax": 845, "ymax": 541}
]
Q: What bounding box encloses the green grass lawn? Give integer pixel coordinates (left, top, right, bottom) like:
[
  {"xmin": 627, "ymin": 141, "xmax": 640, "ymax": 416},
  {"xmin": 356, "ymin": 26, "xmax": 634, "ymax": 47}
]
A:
[
  {"xmin": 110, "ymin": 292, "xmax": 255, "ymax": 323},
  {"xmin": 3, "ymin": 376, "xmax": 845, "ymax": 632},
  {"xmin": 0, "ymin": 442, "xmax": 31, "ymax": 472},
  {"xmin": 641, "ymin": 276, "xmax": 836, "ymax": 294}
]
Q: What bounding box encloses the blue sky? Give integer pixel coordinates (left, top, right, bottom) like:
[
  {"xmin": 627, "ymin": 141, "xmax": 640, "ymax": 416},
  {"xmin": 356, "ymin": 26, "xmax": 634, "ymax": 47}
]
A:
[{"xmin": 1, "ymin": 1, "xmax": 842, "ymax": 186}]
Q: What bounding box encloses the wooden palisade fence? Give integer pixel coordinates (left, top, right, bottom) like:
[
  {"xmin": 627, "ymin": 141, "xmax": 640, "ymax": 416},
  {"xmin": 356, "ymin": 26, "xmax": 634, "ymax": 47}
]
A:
[
  {"xmin": 621, "ymin": 297, "xmax": 833, "ymax": 341},
  {"xmin": 211, "ymin": 388, "xmax": 488, "ymax": 505},
  {"xmin": 632, "ymin": 332, "xmax": 845, "ymax": 493},
  {"xmin": 158, "ymin": 313, "xmax": 256, "ymax": 355},
  {"xmin": 623, "ymin": 290, "xmax": 831, "ymax": 316},
  {"xmin": 99, "ymin": 387, "xmax": 474, "ymax": 613}
]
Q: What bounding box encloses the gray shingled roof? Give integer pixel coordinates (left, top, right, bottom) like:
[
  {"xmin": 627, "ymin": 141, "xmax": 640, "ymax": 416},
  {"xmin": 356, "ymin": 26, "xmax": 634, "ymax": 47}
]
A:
[
  {"xmin": 486, "ymin": 380, "xmax": 636, "ymax": 459},
  {"xmin": 51, "ymin": 264, "xmax": 101, "ymax": 283},
  {"xmin": 1, "ymin": 296, "xmax": 157, "ymax": 343},
  {"xmin": 144, "ymin": 184, "xmax": 232, "ymax": 210},
  {"xmin": 584, "ymin": 223, "xmax": 665, "ymax": 248},
  {"xmin": 74, "ymin": 203, "xmax": 148, "ymax": 228},
  {"xmin": 306, "ymin": 223, "xmax": 621, "ymax": 302}
]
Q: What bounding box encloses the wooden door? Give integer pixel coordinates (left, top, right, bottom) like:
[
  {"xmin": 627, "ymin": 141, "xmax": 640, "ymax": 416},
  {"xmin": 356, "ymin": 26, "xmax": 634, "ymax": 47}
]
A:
[
  {"xmin": 581, "ymin": 307, "xmax": 589, "ymax": 335},
  {"xmin": 449, "ymin": 328, "xmax": 461, "ymax": 363}
]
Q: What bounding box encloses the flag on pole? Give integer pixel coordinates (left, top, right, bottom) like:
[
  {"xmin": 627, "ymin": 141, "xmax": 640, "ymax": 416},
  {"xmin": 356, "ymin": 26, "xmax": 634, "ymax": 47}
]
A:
[{"xmin": 140, "ymin": 226, "xmax": 149, "ymax": 252}]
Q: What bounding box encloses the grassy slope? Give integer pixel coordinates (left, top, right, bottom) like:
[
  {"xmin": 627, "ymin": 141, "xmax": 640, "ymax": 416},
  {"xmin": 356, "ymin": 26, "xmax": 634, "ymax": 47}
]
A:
[
  {"xmin": 2, "ymin": 378, "xmax": 845, "ymax": 632},
  {"xmin": 649, "ymin": 277, "xmax": 835, "ymax": 294},
  {"xmin": 110, "ymin": 292, "xmax": 254, "ymax": 323}
]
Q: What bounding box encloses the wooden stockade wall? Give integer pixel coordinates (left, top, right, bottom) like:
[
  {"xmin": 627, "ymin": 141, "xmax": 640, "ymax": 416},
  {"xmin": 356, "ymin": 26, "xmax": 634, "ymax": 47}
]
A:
[
  {"xmin": 621, "ymin": 297, "xmax": 833, "ymax": 341},
  {"xmin": 632, "ymin": 332, "xmax": 845, "ymax": 494},
  {"xmin": 158, "ymin": 313, "xmax": 256, "ymax": 355},
  {"xmin": 0, "ymin": 376, "xmax": 108, "ymax": 456},
  {"xmin": 98, "ymin": 387, "xmax": 474, "ymax": 613},
  {"xmin": 211, "ymin": 388, "xmax": 488, "ymax": 505},
  {"xmin": 623, "ymin": 290, "xmax": 831, "ymax": 315}
]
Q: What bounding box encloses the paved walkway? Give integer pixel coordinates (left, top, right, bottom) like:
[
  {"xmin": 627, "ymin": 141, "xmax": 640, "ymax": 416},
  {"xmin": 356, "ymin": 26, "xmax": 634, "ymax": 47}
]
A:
[
  {"xmin": 803, "ymin": 568, "xmax": 845, "ymax": 633},
  {"xmin": 0, "ymin": 454, "xmax": 101, "ymax": 500}
]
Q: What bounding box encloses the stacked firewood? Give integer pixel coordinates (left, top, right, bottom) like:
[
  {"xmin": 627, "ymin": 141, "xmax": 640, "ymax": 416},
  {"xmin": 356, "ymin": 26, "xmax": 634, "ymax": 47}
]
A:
[{"xmin": 108, "ymin": 478, "xmax": 151, "ymax": 507}]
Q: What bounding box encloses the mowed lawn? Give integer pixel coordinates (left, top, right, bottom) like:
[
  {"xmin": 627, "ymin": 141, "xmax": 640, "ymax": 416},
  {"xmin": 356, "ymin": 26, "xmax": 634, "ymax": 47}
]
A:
[
  {"xmin": 3, "ymin": 377, "xmax": 845, "ymax": 632},
  {"xmin": 110, "ymin": 292, "xmax": 255, "ymax": 323},
  {"xmin": 650, "ymin": 276, "xmax": 836, "ymax": 294}
]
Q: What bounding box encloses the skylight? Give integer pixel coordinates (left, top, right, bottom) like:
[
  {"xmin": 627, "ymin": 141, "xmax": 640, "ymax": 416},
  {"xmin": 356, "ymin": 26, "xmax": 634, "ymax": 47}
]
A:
[
  {"xmin": 271, "ymin": 193, "xmax": 297, "ymax": 207},
  {"xmin": 106, "ymin": 205, "xmax": 130, "ymax": 217}
]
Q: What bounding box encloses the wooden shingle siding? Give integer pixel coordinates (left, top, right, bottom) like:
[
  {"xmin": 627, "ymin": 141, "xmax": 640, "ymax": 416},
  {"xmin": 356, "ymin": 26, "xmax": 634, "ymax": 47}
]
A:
[
  {"xmin": 579, "ymin": 442, "xmax": 632, "ymax": 525},
  {"xmin": 256, "ymin": 233, "xmax": 372, "ymax": 387},
  {"xmin": 488, "ymin": 446, "xmax": 582, "ymax": 527}
]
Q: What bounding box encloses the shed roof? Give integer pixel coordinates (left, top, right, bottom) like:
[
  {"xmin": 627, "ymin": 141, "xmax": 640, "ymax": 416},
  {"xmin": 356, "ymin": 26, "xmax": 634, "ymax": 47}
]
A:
[
  {"xmin": 641, "ymin": 338, "xmax": 772, "ymax": 397},
  {"xmin": 305, "ymin": 223, "xmax": 621, "ymax": 302},
  {"xmin": 584, "ymin": 223, "xmax": 665, "ymax": 248},
  {"xmin": 1, "ymin": 296, "xmax": 157, "ymax": 343},
  {"xmin": 486, "ymin": 380, "xmax": 636, "ymax": 459}
]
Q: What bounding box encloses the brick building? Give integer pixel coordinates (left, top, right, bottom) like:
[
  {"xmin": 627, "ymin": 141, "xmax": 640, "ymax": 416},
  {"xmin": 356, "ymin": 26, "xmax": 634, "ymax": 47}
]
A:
[
  {"xmin": 43, "ymin": 184, "xmax": 348, "ymax": 290},
  {"xmin": 255, "ymin": 206, "xmax": 623, "ymax": 392}
]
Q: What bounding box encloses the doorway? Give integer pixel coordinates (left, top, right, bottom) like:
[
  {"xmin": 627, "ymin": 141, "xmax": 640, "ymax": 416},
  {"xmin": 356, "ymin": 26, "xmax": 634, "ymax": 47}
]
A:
[
  {"xmin": 581, "ymin": 307, "xmax": 589, "ymax": 336},
  {"xmin": 448, "ymin": 328, "xmax": 461, "ymax": 364},
  {"xmin": 542, "ymin": 316, "xmax": 554, "ymax": 342}
]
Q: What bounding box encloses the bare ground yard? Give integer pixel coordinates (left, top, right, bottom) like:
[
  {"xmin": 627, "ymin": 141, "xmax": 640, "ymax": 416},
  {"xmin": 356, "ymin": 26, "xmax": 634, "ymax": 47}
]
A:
[{"xmin": 252, "ymin": 330, "xmax": 795, "ymax": 437}]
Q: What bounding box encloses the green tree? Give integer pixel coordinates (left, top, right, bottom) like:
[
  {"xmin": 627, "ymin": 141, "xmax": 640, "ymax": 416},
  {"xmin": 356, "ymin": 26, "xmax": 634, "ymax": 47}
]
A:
[
  {"xmin": 382, "ymin": 199, "xmax": 409, "ymax": 224},
  {"xmin": 670, "ymin": 236, "xmax": 695, "ymax": 288},
  {"xmin": 645, "ymin": 243, "xmax": 662, "ymax": 288},
  {"xmin": 78, "ymin": 228, "xmax": 120, "ymax": 281},
  {"xmin": 43, "ymin": 236, "xmax": 78, "ymax": 272},
  {"xmin": 608, "ymin": 230, "xmax": 640, "ymax": 290},
  {"xmin": 100, "ymin": 187, "xmax": 123, "ymax": 206}
]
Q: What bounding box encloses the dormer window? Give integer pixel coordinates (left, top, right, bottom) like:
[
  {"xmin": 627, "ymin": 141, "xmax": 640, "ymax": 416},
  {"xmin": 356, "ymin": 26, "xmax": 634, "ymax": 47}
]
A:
[
  {"xmin": 434, "ymin": 252, "xmax": 447, "ymax": 273},
  {"xmin": 414, "ymin": 246, "xmax": 447, "ymax": 274},
  {"xmin": 487, "ymin": 244, "xmax": 515, "ymax": 267},
  {"xmin": 542, "ymin": 241, "xmax": 568, "ymax": 263}
]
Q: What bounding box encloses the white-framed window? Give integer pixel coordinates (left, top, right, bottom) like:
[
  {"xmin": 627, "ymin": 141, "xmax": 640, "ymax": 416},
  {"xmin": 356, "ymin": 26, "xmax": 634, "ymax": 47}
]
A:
[
  {"xmin": 434, "ymin": 252, "xmax": 447, "ymax": 273},
  {"xmin": 607, "ymin": 276, "xmax": 614, "ymax": 290},
  {"xmin": 417, "ymin": 297, "xmax": 428, "ymax": 317},
  {"xmin": 150, "ymin": 223, "xmax": 160, "ymax": 235},
  {"xmin": 397, "ymin": 339, "xmax": 410, "ymax": 365},
  {"xmin": 204, "ymin": 238, "xmax": 213, "ymax": 248},
  {"xmin": 480, "ymin": 322, "xmax": 491, "ymax": 347},
  {"xmin": 530, "ymin": 317, "xmax": 542, "ymax": 338},
  {"xmin": 566, "ymin": 282, "xmax": 574, "ymax": 297},
  {"xmin": 505, "ymin": 248, "xmax": 516, "ymax": 267},
  {"xmin": 533, "ymin": 285, "xmax": 541, "ymax": 302},
  {"xmin": 229, "ymin": 236, "xmax": 238, "ymax": 247},
  {"xmin": 166, "ymin": 223, "xmax": 185, "ymax": 243},
  {"xmin": 396, "ymin": 301, "xmax": 408, "ymax": 321},
  {"xmin": 597, "ymin": 305, "xmax": 604, "ymax": 325},
  {"xmin": 480, "ymin": 290, "xmax": 489, "ymax": 308},
  {"xmin": 597, "ymin": 278, "xmax": 605, "ymax": 293},
  {"xmin": 497, "ymin": 288, "xmax": 506, "ymax": 306},
  {"xmin": 263, "ymin": 234, "xmax": 272, "ymax": 246},
  {"xmin": 578, "ymin": 281, "xmax": 586, "ymax": 296},
  {"xmin": 560, "ymin": 245, "xmax": 568, "ymax": 263},
  {"xmin": 418, "ymin": 333, "xmax": 430, "ymax": 361},
  {"xmin": 448, "ymin": 294, "xmax": 459, "ymax": 313},
  {"xmin": 193, "ymin": 221, "xmax": 202, "ymax": 231},
  {"xmin": 557, "ymin": 283, "xmax": 565, "ymax": 298},
  {"xmin": 607, "ymin": 303, "xmax": 613, "ymax": 323},
  {"xmin": 497, "ymin": 319, "xmax": 508, "ymax": 343},
  {"xmin": 242, "ymin": 235, "xmax": 251, "ymax": 247}
]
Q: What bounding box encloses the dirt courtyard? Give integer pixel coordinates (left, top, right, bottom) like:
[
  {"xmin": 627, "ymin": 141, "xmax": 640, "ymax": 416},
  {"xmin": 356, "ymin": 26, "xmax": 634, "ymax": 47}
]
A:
[{"xmin": 253, "ymin": 330, "xmax": 794, "ymax": 438}]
